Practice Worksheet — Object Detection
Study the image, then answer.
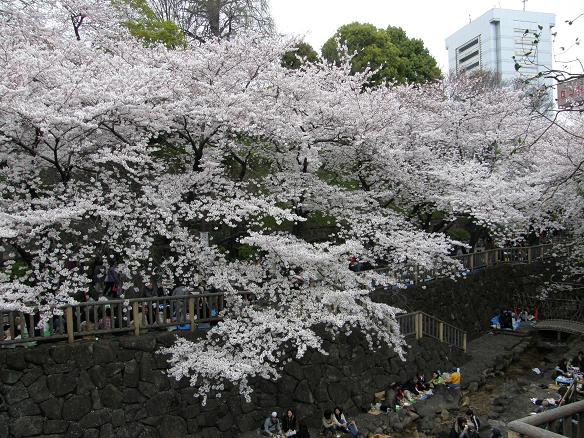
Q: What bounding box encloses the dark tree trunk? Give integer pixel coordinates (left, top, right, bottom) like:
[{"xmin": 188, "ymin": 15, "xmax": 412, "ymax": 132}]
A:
[{"xmin": 206, "ymin": 0, "xmax": 221, "ymax": 37}]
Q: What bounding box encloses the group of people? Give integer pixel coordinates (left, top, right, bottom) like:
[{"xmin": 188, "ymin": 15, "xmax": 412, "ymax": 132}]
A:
[
  {"xmin": 554, "ymin": 351, "xmax": 584, "ymax": 385},
  {"xmin": 261, "ymin": 409, "xmax": 309, "ymax": 437},
  {"xmin": 379, "ymin": 369, "xmax": 462, "ymax": 412},
  {"xmin": 490, "ymin": 308, "xmax": 536, "ymax": 331},
  {"xmin": 261, "ymin": 407, "xmax": 359, "ymax": 437}
]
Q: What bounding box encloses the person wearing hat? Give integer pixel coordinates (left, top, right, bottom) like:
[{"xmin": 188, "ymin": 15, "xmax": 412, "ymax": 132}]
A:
[{"xmin": 262, "ymin": 411, "xmax": 282, "ymax": 437}]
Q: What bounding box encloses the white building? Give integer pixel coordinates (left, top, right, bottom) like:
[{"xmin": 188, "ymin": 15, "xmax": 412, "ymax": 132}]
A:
[{"xmin": 445, "ymin": 8, "xmax": 555, "ymax": 83}]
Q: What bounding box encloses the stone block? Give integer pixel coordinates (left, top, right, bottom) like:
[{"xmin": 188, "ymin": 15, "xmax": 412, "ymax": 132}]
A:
[
  {"xmin": 111, "ymin": 409, "xmax": 125, "ymax": 427},
  {"xmin": 40, "ymin": 397, "xmax": 63, "ymax": 420},
  {"xmin": 77, "ymin": 370, "xmax": 95, "ymax": 395},
  {"xmin": 9, "ymin": 398, "xmax": 41, "ymax": 417},
  {"xmin": 80, "ymin": 409, "xmax": 112, "ymax": 428},
  {"xmin": 93, "ymin": 343, "xmax": 115, "ymax": 364},
  {"xmin": 146, "ymin": 391, "xmax": 177, "ymax": 416},
  {"xmin": 119, "ymin": 336, "xmax": 156, "ymax": 352},
  {"xmin": 51, "ymin": 345, "xmax": 71, "ymax": 364},
  {"xmin": 123, "ymin": 359, "xmax": 140, "ymax": 387},
  {"xmin": 217, "ymin": 412, "xmax": 233, "ymax": 432},
  {"xmin": 158, "ymin": 415, "xmax": 187, "ymax": 438},
  {"xmin": 99, "ymin": 424, "xmax": 114, "ymax": 438},
  {"xmin": 11, "ymin": 416, "xmax": 44, "ymax": 437},
  {"xmin": 293, "ymin": 380, "xmax": 313, "ymax": 404},
  {"xmin": 44, "ymin": 419, "xmax": 69, "ymax": 434},
  {"xmin": 5, "ymin": 381, "xmax": 29, "ymax": 404},
  {"xmin": 83, "ymin": 429, "xmax": 100, "ymax": 438},
  {"xmin": 89, "ymin": 366, "xmax": 107, "ymax": 389},
  {"xmin": 21, "ymin": 367, "xmax": 44, "ymax": 387},
  {"xmin": 6, "ymin": 351, "xmax": 26, "ymax": 370},
  {"xmin": 1, "ymin": 368, "xmax": 22, "ymax": 384},
  {"xmin": 47, "ymin": 373, "xmax": 76, "ymax": 396},
  {"xmin": 100, "ymin": 384, "xmax": 123, "ymax": 409},
  {"xmin": 24, "ymin": 350, "xmax": 47, "ymax": 366},
  {"xmin": 122, "ymin": 388, "xmax": 145, "ymax": 404},
  {"xmin": 62, "ymin": 394, "xmax": 92, "ymax": 421}
]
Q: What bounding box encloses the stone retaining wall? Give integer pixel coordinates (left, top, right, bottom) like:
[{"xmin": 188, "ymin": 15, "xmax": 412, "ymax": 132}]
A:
[
  {"xmin": 0, "ymin": 330, "xmax": 465, "ymax": 438},
  {"xmin": 371, "ymin": 260, "xmax": 559, "ymax": 338}
]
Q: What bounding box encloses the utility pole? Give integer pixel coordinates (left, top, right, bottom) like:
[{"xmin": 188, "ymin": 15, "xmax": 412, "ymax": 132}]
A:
[{"xmin": 522, "ymin": 0, "xmax": 528, "ymax": 11}]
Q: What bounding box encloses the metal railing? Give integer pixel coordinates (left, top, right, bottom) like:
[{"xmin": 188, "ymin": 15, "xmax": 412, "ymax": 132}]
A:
[
  {"xmin": 397, "ymin": 311, "xmax": 467, "ymax": 351},
  {"xmin": 508, "ymin": 399, "xmax": 584, "ymax": 438}
]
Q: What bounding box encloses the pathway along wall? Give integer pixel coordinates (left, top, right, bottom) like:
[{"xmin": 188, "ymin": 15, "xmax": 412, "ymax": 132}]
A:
[
  {"xmin": 371, "ymin": 259, "xmax": 560, "ymax": 338},
  {"xmin": 0, "ymin": 330, "xmax": 464, "ymax": 438}
]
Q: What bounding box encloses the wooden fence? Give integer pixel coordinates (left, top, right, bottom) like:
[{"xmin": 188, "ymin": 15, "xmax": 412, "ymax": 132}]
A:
[
  {"xmin": 1, "ymin": 300, "xmax": 466, "ymax": 351},
  {"xmin": 1, "ymin": 239, "xmax": 567, "ymax": 349}
]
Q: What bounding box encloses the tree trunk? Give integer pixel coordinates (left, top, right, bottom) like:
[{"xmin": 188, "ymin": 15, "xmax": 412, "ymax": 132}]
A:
[{"xmin": 206, "ymin": 0, "xmax": 221, "ymax": 37}]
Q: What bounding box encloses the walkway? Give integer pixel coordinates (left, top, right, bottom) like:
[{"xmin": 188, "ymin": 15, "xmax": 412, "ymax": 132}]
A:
[{"xmin": 535, "ymin": 319, "xmax": 584, "ymax": 336}]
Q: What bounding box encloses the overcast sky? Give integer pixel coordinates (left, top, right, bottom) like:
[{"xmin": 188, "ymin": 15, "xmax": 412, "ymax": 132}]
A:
[{"xmin": 270, "ymin": 0, "xmax": 584, "ymax": 73}]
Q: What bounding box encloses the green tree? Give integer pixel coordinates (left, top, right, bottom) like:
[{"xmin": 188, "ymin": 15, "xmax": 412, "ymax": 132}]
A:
[
  {"xmin": 115, "ymin": 0, "xmax": 186, "ymax": 48},
  {"xmin": 281, "ymin": 42, "xmax": 319, "ymax": 69},
  {"xmin": 322, "ymin": 22, "xmax": 441, "ymax": 86}
]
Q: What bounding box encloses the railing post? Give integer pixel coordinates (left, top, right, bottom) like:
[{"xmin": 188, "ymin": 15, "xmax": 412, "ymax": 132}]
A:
[
  {"xmin": 463, "ymin": 332, "xmax": 467, "ymax": 352},
  {"xmin": 66, "ymin": 307, "xmax": 74, "ymax": 344},
  {"xmin": 189, "ymin": 297, "xmax": 195, "ymax": 332},
  {"xmin": 439, "ymin": 322, "xmax": 444, "ymax": 343},
  {"xmin": 469, "ymin": 253, "xmax": 474, "ymax": 271},
  {"xmin": 132, "ymin": 302, "xmax": 140, "ymax": 336},
  {"xmin": 528, "ymin": 247, "xmax": 533, "ymax": 263},
  {"xmin": 415, "ymin": 312, "xmax": 423, "ymax": 339}
]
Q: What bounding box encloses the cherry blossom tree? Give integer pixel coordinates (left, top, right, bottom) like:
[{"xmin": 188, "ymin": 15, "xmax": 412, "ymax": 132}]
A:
[{"xmin": 0, "ymin": 0, "xmax": 576, "ymax": 403}]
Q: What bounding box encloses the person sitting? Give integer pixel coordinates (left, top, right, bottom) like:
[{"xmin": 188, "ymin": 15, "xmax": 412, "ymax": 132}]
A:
[
  {"xmin": 555, "ymin": 358, "xmax": 571, "ymax": 378},
  {"xmin": 382, "ymin": 383, "xmax": 398, "ymax": 411},
  {"xmin": 429, "ymin": 370, "xmax": 444, "ymax": 388},
  {"xmin": 98, "ymin": 307, "xmax": 113, "ymax": 330},
  {"xmin": 490, "ymin": 427, "xmax": 502, "ymax": 438},
  {"xmin": 322, "ymin": 409, "xmax": 340, "ymax": 435},
  {"xmin": 262, "ymin": 411, "xmax": 282, "ymax": 437},
  {"xmin": 451, "ymin": 416, "xmax": 466, "ymax": 438},
  {"xmin": 282, "ymin": 408, "xmax": 297, "ymax": 437},
  {"xmin": 416, "ymin": 370, "xmax": 428, "ymax": 391},
  {"xmin": 445, "ymin": 367, "xmax": 461, "ymax": 389},
  {"xmin": 460, "ymin": 423, "xmax": 479, "ymax": 438},
  {"xmin": 395, "ymin": 386, "xmax": 414, "ymax": 406},
  {"xmin": 296, "ymin": 419, "xmax": 310, "ymax": 438},
  {"xmin": 573, "ymin": 351, "xmax": 584, "ymax": 371},
  {"xmin": 333, "ymin": 406, "xmax": 358, "ymax": 437},
  {"xmin": 466, "ymin": 409, "xmax": 480, "ymax": 431}
]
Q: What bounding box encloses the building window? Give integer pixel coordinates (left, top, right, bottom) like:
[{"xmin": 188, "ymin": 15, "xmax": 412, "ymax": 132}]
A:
[{"xmin": 456, "ymin": 36, "xmax": 481, "ymax": 73}]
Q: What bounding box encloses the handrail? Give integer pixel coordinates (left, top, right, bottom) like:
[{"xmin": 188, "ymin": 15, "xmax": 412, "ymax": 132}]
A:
[
  {"xmin": 508, "ymin": 399, "xmax": 584, "ymax": 437},
  {"xmin": 397, "ymin": 311, "xmax": 467, "ymax": 351},
  {"xmin": 363, "ymin": 241, "xmax": 564, "ymax": 286},
  {"xmin": 1, "ymin": 297, "xmax": 467, "ymax": 351},
  {"xmin": 3, "ymin": 238, "xmax": 567, "ymax": 348}
]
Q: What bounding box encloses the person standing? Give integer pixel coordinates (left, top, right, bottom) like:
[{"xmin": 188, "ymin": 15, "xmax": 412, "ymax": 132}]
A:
[{"xmin": 103, "ymin": 264, "xmax": 119, "ymax": 298}]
